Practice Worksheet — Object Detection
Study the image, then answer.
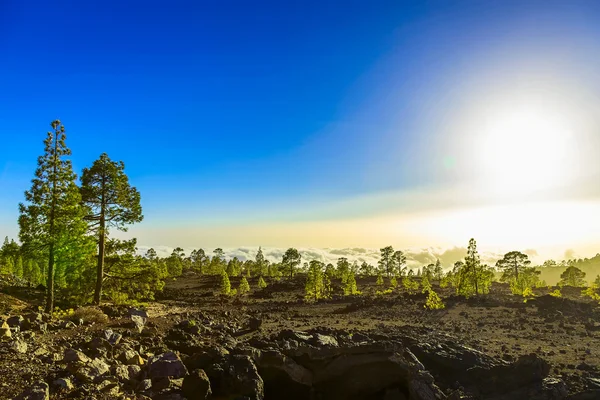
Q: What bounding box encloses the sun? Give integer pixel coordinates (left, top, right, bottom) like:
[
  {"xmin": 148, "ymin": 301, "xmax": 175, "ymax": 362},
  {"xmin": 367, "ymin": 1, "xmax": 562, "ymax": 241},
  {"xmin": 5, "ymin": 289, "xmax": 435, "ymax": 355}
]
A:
[{"xmin": 473, "ymin": 103, "xmax": 574, "ymax": 197}]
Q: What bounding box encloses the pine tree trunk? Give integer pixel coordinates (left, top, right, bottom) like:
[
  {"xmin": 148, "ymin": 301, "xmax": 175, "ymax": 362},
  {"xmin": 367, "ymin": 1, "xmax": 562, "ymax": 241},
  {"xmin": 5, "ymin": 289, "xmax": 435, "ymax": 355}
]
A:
[
  {"xmin": 94, "ymin": 220, "xmax": 105, "ymax": 305},
  {"xmin": 45, "ymin": 243, "xmax": 54, "ymax": 313}
]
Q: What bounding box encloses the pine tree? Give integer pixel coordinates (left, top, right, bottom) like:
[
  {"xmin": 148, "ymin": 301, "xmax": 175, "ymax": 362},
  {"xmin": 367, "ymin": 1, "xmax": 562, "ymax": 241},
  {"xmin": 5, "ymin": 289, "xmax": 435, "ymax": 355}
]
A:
[
  {"xmin": 378, "ymin": 246, "xmax": 395, "ymax": 278},
  {"xmin": 255, "ymin": 247, "xmax": 266, "ymax": 277},
  {"xmin": 376, "ymin": 273, "xmax": 384, "ymax": 287},
  {"xmin": 390, "ymin": 276, "xmax": 398, "ymax": 288},
  {"xmin": 558, "ymin": 266, "xmax": 586, "ymax": 287},
  {"xmin": 424, "ymin": 289, "xmax": 445, "ymax": 310},
  {"xmin": 13, "ymin": 256, "xmax": 23, "ymax": 280},
  {"xmin": 80, "ymin": 153, "xmax": 143, "ymax": 305},
  {"xmin": 239, "ymin": 276, "xmax": 250, "ymax": 295},
  {"xmin": 220, "ymin": 270, "xmax": 231, "ymax": 295},
  {"xmin": 282, "ymin": 248, "xmax": 301, "ymax": 279},
  {"xmin": 19, "ymin": 120, "xmax": 92, "ymax": 312},
  {"xmin": 433, "ymin": 259, "xmax": 443, "ymax": 282},
  {"xmin": 305, "ymin": 260, "xmax": 325, "ymax": 301},
  {"xmin": 257, "ymin": 276, "xmax": 267, "ymax": 289},
  {"xmin": 421, "ymin": 275, "xmax": 432, "ymax": 293},
  {"xmin": 343, "ymin": 271, "xmax": 359, "ymax": 295}
]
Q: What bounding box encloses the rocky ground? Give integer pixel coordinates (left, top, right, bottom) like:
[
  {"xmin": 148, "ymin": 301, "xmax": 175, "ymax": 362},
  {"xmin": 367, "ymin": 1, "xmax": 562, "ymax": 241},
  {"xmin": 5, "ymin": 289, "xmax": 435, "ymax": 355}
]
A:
[{"xmin": 1, "ymin": 272, "xmax": 600, "ymax": 400}]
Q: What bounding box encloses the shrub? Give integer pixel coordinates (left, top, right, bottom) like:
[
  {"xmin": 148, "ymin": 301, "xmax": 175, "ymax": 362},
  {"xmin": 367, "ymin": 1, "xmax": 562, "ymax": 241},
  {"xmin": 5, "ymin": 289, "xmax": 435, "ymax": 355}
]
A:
[
  {"xmin": 390, "ymin": 276, "xmax": 398, "ymax": 288},
  {"xmin": 343, "ymin": 272, "xmax": 360, "ymax": 296},
  {"xmin": 402, "ymin": 276, "xmax": 420, "ymax": 294},
  {"xmin": 424, "ymin": 290, "xmax": 445, "ymax": 310},
  {"xmin": 70, "ymin": 307, "xmax": 109, "ymax": 324},
  {"xmin": 421, "ymin": 276, "xmax": 432, "ymax": 293},
  {"xmin": 375, "ymin": 288, "xmax": 393, "ymax": 296},
  {"xmin": 238, "ymin": 276, "xmax": 250, "ymax": 295},
  {"xmin": 376, "ymin": 274, "xmax": 384, "ymax": 287},
  {"xmin": 257, "ymin": 276, "xmax": 267, "ymax": 289},
  {"xmin": 549, "ymin": 289, "xmax": 562, "ymax": 298},
  {"xmin": 220, "ymin": 271, "xmax": 231, "ymax": 296}
]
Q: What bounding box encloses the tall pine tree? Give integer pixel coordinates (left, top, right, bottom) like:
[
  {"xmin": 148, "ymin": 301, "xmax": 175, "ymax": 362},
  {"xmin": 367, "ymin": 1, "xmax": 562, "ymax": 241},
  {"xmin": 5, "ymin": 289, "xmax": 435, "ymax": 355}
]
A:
[
  {"xmin": 80, "ymin": 153, "xmax": 143, "ymax": 304},
  {"xmin": 19, "ymin": 120, "xmax": 91, "ymax": 312}
]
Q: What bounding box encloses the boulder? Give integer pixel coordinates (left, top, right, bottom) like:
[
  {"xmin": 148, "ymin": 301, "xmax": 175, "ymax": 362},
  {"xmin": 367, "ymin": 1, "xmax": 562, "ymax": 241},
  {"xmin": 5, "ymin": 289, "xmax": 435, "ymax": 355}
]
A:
[
  {"xmin": 7, "ymin": 315, "xmax": 24, "ymax": 328},
  {"xmin": 182, "ymin": 369, "xmax": 212, "ymax": 400},
  {"xmin": 17, "ymin": 381, "xmax": 49, "ymax": 400},
  {"xmin": 131, "ymin": 315, "xmax": 146, "ymax": 334},
  {"xmin": 52, "ymin": 378, "xmax": 74, "ymax": 390},
  {"xmin": 1, "ymin": 321, "xmax": 12, "ymax": 340},
  {"xmin": 12, "ymin": 339, "xmax": 28, "ymax": 354},
  {"xmin": 64, "ymin": 348, "xmax": 90, "ymax": 363},
  {"xmin": 148, "ymin": 352, "xmax": 188, "ymax": 379}
]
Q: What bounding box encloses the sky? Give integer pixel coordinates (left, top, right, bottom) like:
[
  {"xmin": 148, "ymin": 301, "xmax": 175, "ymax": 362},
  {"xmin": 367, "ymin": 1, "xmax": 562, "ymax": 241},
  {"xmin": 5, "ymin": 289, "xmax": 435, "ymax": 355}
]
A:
[{"xmin": 1, "ymin": 1, "xmax": 600, "ymax": 266}]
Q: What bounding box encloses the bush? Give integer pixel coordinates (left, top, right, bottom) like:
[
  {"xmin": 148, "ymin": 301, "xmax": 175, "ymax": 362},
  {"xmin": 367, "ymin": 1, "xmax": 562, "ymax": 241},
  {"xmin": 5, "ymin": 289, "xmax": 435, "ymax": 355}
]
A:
[
  {"xmin": 375, "ymin": 288, "xmax": 393, "ymax": 296},
  {"xmin": 257, "ymin": 276, "xmax": 267, "ymax": 289},
  {"xmin": 70, "ymin": 307, "xmax": 109, "ymax": 324},
  {"xmin": 219, "ymin": 271, "xmax": 231, "ymax": 296},
  {"xmin": 549, "ymin": 289, "xmax": 562, "ymax": 298},
  {"xmin": 238, "ymin": 276, "xmax": 250, "ymax": 295},
  {"xmin": 424, "ymin": 290, "xmax": 445, "ymax": 310},
  {"xmin": 390, "ymin": 276, "xmax": 398, "ymax": 288}
]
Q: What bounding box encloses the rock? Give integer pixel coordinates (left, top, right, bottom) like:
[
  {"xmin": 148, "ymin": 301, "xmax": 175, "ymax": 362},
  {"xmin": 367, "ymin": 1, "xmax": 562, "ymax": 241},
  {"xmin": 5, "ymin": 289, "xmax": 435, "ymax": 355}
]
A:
[
  {"xmin": 52, "ymin": 378, "xmax": 74, "ymax": 390},
  {"xmin": 227, "ymin": 355, "xmax": 264, "ymax": 400},
  {"xmin": 129, "ymin": 308, "xmax": 149, "ymax": 321},
  {"xmin": 127, "ymin": 354, "xmax": 145, "ymax": 366},
  {"xmin": 148, "ymin": 352, "xmax": 189, "ymax": 379},
  {"xmin": 25, "ymin": 312, "xmax": 43, "ymax": 323},
  {"xmin": 540, "ymin": 378, "xmax": 568, "ymax": 400},
  {"xmin": 383, "ymin": 388, "xmax": 408, "ymax": 400},
  {"xmin": 248, "ymin": 317, "xmax": 263, "ymax": 331},
  {"xmin": 567, "ymin": 390, "xmax": 600, "ymax": 400},
  {"xmin": 1, "ymin": 321, "xmax": 12, "ymax": 340},
  {"xmin": 131, "ymin": 315, "xmax": 146, "ymax": 333},
  {"xmin": 182, "ymin": 369, "xmax": 212, "ymax": 400},
  {"xmin": 102, "ymin": 329, "xmax": 122, "ymax": 345},
  {"xmin": 64, "ymin": 348, "xmax": 90, "ymax": 363},
  {"xmin": 137, "ymin": 379, "xmax": 153, "ymax": 392},
  {"xmin": 7, "ymin": 315, "xmax": 24, "ymax": 328},
  {"xmin": 12, "ymin": 339, "xmax": 28, "ymax": 354},
  {"xmin": 17, "ymin": 381, "xmax": 49, "ymax": 400},
  {"xmin": 59, "ymin": 320, "xmax": 76, "ymax": 329},
  {"xmin": 68, "ymin": 357, "xmax": 110, "ymax": 383},
  {"xmin": 311, "ymin": 333, "xmax": 339, "ymax": 347}
]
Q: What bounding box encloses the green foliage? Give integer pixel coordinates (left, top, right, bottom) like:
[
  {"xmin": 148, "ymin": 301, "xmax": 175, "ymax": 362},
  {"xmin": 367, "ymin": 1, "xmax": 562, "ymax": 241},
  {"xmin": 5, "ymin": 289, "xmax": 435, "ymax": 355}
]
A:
[
  {"xmin": 379, "ymin": 247, "xmax": 406, "ymax": 278},
  {"xmin": 219, "ymin": 270, "xmax": 231, "ymax": 296},
  {"xmin": 257, "ymin": 276, "xmax": 267, "ymax": 289},
  {"xmin": 549, "ymin": 289, "xmax": 562, "ymax": 298},
  {"xmin": 581, "ymin": 281, "xmax": 600, "ymax": 302},
  {"xmin": 227, "ymin": 257, "xmax": 242, "ymax": 277},
  {"xmin": 343, "ymin": 271, "xmax": 360, "ymax": 295},
  {"xmin": 496, "ymin": 251, "xmax": 532, "ymax": 283},
  {"xmin": 421, "ymin": 275, "xmax": 432, "ymax": 293},
  {"xmin": 453, "ymin": 239, "xmax": 493, "ymax": 297},
  {"xmin": 210, "ymin": 248, "xmax": 226, "ymax": 275},
  {"xmin": 433, "ymin": 259, "xmax": 443, "ymax": 282},
  {"xmin": 558, "ymin": 266, "xmax": 586, "ymax": 287},
  {"xmin": 337, "ymin": 257, "xmax": 351, "ymax": 282},
  {"xmin": 282, "ymin": 248, "xmax": 301, "ymax": 279},
  {"xmin": 375, "ymin": 288, "xmax": 393, "ymax": 296},
  {"xmin": 509, "ymin": 268, "xmax": 541, "ymax": 295},
  {"xmin": 359, "ymin": 261, "xmax": 375, "ymax": 277},
  {"xmin": 19, "ymin": 121, "xmax": 94, "ymax": 312},
  {"xmin": 254, "ymin": 247, "xmax": 267, "ymax": 277},
  {"xmin": 390, "ymin": 276, "xmax": 398, "ymax": 288},
  {"xmin": 376, "ymin": 273, "xmax": 384, "ymax": 287},
  {"xmin": 402, "ymin": 276, "xmax": 420, "ymax": 294},
  {"xmin": 305, "ymin": 260, "xmax": 329, "ymax": 301},
  {"xmin": 80, "ymin": 152, "xmax": 143, "ymax": 304},
  {"xmin": 189, "ymin": 249, "xmax": 209, "ymax": 274},
  {"xmin": 238, "ymin": 276, "xmax": 250, "ymax": 295},
  {"xmin": 522, "ymin": 287, "xmax": 535, "ymax": 303},
  {"xmin": 424, "ymin": 290, "xmax": 445, "ymax": 310},
  {"xmin": 166, "ymin": 252, "xmax": 183, "ymax": 277}
]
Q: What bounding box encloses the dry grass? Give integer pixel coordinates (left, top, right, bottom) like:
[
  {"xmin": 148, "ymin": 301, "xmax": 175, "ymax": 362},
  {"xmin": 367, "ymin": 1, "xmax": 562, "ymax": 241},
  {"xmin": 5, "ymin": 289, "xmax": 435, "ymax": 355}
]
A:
[{"xmin": 70, "ymin": 306, "xmax": 109, "ymax": 325}]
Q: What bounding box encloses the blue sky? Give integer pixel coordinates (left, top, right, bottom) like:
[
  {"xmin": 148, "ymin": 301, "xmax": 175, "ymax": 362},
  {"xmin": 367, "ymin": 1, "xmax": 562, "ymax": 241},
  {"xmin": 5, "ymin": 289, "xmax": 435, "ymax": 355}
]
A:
[{"xmin": 2, "ymin": 1, "xmax": 600, "ymax": 258}]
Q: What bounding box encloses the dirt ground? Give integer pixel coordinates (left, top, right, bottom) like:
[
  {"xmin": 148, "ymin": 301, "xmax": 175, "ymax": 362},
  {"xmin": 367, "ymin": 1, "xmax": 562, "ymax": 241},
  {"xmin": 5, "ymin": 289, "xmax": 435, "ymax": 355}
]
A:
[{"xmin": 0, "ymin": 272, "xmax": 599, "ymax": 399}]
